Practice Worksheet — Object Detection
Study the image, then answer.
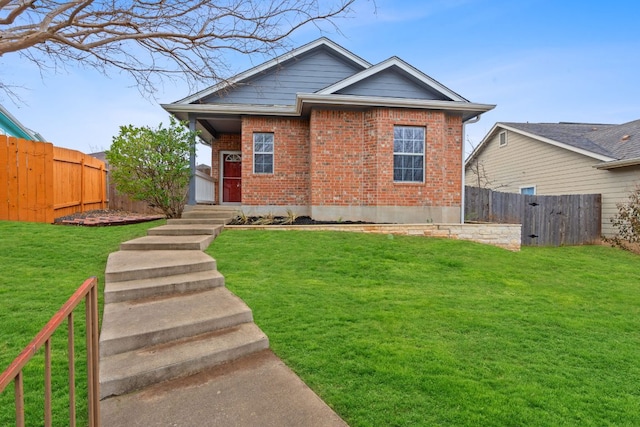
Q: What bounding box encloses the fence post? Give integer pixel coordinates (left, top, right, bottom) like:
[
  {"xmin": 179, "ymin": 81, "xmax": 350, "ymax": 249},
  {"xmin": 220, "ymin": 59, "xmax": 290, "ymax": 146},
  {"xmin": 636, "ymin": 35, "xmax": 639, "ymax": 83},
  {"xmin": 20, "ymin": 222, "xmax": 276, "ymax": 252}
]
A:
[
  {"xmin": 80, "ymin": 157, "xmax": 86, "ymax": 212},
  {"xmin": 100, "ymin": 163, "xmax": 106, "ymax": 210}
]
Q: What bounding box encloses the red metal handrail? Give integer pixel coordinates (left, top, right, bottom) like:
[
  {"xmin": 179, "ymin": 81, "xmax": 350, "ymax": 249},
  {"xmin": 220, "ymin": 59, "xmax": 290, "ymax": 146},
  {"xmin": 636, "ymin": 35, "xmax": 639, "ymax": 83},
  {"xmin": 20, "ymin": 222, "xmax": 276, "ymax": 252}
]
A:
[{"xmin": 0, "ymin": 277, "xmax": 101, "ymax": 427}]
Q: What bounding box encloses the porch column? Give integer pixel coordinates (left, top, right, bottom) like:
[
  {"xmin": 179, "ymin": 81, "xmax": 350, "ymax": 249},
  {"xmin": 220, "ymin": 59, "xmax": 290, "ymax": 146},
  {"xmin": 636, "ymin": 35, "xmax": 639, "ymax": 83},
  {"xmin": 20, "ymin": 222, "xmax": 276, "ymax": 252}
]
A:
[{"xmin": 188, "ymin": 114, "xmax": 197, "ymax": 205}]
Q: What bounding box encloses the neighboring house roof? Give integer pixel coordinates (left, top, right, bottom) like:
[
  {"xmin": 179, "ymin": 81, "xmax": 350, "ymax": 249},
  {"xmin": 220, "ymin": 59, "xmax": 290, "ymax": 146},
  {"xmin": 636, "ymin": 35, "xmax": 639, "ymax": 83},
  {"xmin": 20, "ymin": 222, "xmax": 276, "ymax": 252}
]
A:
[
  {"xmin": 162, "ymin": 37, "xmax": 495, "ymax": 143},
  {"xmin": 466, "ymin": 119, "xmax": 640, "ymax": 170},
  {"xmin": 0, "ymin": 104, "xmax": 46, "ymax": 141}
]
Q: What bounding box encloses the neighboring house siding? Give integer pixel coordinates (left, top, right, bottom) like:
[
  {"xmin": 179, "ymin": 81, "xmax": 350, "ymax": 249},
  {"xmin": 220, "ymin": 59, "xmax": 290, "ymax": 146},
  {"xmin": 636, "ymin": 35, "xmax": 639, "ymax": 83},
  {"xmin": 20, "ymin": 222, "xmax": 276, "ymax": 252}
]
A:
[
  {"xmin": 202, "ymin": 49, "xmax": 362, "ymax": 106},
  {"xmin": 465, "ymin": 130, "xmax": 640, "ymax": 235},
  {"xmin": 336, "ymin": 68, "xmax": 444, "ymax": 100}
]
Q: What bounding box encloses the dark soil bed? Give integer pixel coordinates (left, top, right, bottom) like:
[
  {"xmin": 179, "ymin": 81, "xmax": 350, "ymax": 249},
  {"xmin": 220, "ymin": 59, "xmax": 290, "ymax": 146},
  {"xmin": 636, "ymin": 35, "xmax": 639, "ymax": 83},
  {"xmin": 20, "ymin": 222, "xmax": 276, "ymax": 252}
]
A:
[{"xmin": 228, "ymin": 215, "xmax": 374, "ymax": 226}]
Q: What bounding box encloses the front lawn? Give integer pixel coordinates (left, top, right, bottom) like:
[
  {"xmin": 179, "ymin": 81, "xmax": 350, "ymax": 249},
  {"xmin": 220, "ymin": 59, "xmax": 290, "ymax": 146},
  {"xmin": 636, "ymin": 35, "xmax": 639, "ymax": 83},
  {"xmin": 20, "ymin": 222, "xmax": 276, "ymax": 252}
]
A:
[
  {"xmin": 209, "ymin": 231, "xmax": 640, "ymax": 426},
  {"xmin": 0, "ymin": 219, "xmax": 162, "ymax": 426}
]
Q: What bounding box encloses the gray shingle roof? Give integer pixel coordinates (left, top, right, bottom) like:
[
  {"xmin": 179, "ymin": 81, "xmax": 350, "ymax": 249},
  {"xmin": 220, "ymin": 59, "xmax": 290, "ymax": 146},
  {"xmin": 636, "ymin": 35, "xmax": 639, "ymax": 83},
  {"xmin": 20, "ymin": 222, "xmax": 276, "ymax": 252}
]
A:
[
  {"xmin": 588, "ymin": 119, "xmax": 640, "ymax": 160},
  {"xmin": 501, "ymin": 120, "xmax": 640, "ymax": 161}
]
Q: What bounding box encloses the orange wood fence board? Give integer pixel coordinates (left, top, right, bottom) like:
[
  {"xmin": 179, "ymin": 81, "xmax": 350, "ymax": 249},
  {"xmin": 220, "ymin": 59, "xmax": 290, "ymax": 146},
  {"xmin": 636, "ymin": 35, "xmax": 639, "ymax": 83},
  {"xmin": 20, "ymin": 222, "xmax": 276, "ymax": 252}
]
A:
[
  {"xmin": 0, "ymin": 136, "xmax": 8, "ymax": 219},
  {"xmin": 7, "ymin": 137, "xmax": 19, "ymax": 221},
  {"xmin": 43, "ymin": 144, "xmax": 55, "ymax": 223},
  {"xmin": 1, "ymin": 137, "xmax": 105, "ymax": 223}
]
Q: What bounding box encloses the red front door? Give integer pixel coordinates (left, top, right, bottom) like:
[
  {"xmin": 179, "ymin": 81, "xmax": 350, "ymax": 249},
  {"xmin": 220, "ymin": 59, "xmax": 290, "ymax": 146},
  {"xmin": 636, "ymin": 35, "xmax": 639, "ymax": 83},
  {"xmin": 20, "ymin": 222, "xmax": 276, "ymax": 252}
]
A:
[{"xmin": 222, "ymin": 153, "xmax": 242, "ymax": 203}]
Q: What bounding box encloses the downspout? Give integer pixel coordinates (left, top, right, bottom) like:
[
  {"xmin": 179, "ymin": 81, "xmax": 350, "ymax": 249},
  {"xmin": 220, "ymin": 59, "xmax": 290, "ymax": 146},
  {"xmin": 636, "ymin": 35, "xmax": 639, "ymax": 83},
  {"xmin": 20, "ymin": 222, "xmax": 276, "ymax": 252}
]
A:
[
  {"xmin": 188, "ymin": 114, "xmax": 197, "ymax": 206},
  {"xmin": 461, "ymin": 115, "xmax": 481, "ymax": 223}
]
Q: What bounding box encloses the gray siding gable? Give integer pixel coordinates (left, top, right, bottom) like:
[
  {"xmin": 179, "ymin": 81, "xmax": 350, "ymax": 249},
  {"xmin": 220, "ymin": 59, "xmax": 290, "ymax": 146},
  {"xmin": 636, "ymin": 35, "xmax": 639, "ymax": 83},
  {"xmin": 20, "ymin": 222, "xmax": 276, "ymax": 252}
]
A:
[
  {"xmin": 201, "ymin": 47, "xmax": 364, "ymax": 106},
  {"xmin": 335, "ymin": 66, "xmax": 448, "ymax": 100}
]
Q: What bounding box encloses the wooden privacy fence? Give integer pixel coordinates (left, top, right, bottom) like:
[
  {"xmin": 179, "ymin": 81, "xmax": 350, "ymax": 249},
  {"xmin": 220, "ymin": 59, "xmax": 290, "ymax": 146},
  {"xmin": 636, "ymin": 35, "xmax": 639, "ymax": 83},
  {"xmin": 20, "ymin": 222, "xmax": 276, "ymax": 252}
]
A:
[
  {"xmin": 0, "ymin": 135, "xmax": 107, "ymax": 223},
  {"xmin": 465, "ymin": 186, "xmax": 601, "ymax": 246}
]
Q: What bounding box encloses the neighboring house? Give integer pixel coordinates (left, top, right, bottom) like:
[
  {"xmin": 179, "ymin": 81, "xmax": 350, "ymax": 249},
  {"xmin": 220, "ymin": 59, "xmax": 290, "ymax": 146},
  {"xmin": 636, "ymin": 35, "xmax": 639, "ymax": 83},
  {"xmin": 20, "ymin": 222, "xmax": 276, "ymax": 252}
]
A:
[
  {"xmin": 465, "ymin": 120, "xmax": 640, "ymax": 236},
  {"xmin": 0, "ymin": 104, "xmax": 45, "ymax": 141},
  {"xmin": 163, "ymin": 38, "xmax": 494, "ymax": 223},
  {"xmin": 196, "ymin": 164, "xmax": 212, "ymax": 176}
]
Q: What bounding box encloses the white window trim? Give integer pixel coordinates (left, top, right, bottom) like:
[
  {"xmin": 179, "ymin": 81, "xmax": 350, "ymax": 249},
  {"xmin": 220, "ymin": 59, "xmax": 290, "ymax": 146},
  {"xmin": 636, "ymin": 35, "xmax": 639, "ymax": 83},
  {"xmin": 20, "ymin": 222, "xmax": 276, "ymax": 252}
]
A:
[
  {"xmin": 519, "ymin": 185, "xmax": 536, "ymax": 195},
  {"xmin": 499, "ymin": 131, "xmax": 508, "ymax": 147},
  {"xmin": 393, "ymin": 125, "xmax": 425, "ymax": 183},
  {"xmin": 253, "ymin": 132, "xmax": 274, "ymax": 174}
]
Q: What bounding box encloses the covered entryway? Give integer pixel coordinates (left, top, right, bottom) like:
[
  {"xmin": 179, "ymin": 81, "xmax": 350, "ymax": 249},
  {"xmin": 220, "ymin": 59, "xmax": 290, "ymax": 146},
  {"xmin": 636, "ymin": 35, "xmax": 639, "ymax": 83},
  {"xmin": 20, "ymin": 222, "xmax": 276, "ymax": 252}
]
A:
[{"xmin": 221, "ymin": 152, "xmax": 242, "ymax": 203}]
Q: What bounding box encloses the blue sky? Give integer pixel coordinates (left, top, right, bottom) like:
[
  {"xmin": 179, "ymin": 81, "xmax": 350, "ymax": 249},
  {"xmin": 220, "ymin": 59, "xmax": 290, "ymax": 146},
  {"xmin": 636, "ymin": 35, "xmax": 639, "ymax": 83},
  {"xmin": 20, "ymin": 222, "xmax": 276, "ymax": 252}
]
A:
[{"xmin": 2, "ymin": 0, "xmax": 639, "ymax": 162}]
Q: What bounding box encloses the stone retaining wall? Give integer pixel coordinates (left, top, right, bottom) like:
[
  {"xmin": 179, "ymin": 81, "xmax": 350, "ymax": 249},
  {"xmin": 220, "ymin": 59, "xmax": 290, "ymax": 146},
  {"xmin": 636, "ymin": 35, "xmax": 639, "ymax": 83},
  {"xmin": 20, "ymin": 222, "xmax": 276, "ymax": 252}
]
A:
[{"xmin": 226, "ymin": 223, "xmax": 522, "ymax": 251}]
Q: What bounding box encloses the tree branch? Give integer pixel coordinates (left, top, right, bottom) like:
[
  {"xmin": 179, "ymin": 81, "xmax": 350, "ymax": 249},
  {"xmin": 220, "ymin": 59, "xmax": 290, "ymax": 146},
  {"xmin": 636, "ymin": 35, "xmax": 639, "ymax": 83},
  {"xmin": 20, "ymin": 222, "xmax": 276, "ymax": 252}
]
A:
[{"xmin": 0, "ymin": 0, "xmax": 357, "ymax": 98}]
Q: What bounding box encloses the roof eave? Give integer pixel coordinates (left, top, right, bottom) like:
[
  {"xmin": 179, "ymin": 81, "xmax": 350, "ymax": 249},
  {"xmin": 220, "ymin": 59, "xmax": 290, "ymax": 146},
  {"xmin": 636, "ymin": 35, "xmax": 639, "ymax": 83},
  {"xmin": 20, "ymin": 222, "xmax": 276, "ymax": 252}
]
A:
[
  {"xmin": 594, "ymin": 157, "xmax": 640, "ymax": 170},
  {"xmin": 161, "ymin": 103, "xmax": 299, "ymax": 117},
  {"xmin": 297, "ymin": 93, "xmax": 494, "ymax": 120},
  {"xmin": 162, "ymin": 95, "xmax": 495, "ymax": 119}
]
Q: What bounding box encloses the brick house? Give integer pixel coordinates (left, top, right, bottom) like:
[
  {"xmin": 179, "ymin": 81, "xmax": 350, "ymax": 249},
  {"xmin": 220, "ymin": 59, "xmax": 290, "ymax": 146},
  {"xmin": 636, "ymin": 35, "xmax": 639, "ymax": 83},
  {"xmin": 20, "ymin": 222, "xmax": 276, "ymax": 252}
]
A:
[{"xmin": 162, "ymin": 38, "xmax": 494, "ymax": 223}]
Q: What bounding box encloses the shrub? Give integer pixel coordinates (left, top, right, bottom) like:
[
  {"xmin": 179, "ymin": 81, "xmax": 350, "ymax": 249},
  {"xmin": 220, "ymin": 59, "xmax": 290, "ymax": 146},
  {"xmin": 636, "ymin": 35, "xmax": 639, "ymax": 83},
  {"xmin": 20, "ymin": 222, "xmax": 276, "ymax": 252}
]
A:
[
  {"xmin": 107, "ymin": 117, "xmax": 197, "ymax": 218},
  {"xmin": 609, "ymin": 185, "xmax": 640, "ymax": 250}
]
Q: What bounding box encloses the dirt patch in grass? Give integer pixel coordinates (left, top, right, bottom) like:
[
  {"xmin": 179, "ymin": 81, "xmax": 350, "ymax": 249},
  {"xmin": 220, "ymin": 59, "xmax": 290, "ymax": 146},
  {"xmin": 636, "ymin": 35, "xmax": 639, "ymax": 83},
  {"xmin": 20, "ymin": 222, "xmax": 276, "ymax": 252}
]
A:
[
  {"xmin": 54, "ymin": 209, "xmax": 165, "ymax": 226},
  {"xmin": 599, "ymin": 237, "xmax": 640, "ymax": 255}
]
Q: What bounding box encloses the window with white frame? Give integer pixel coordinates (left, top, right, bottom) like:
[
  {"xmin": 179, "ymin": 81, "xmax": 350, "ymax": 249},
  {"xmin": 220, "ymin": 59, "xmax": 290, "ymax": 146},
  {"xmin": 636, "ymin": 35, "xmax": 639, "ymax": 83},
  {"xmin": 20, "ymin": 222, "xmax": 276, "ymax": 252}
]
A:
[
  {"xmin": 253, "ymin": 132, "xmax": 274, "ymax": 174},
  {"xmin": 393, "ymin": 126, "xmax": 425, "ymax": 182},
  {"xmin": 499, "ymin": 131, "xmax": 508, "ymax": 147},
  {"xmin": 520, "ymin": 186, "xmax": 536, "ymax": 195}
]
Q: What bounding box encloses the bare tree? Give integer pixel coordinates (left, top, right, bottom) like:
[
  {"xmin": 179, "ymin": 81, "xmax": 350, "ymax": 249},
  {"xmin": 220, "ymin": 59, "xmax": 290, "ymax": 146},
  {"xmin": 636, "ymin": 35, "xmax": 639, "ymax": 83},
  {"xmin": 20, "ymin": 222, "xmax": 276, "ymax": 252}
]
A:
[
  {"xmin": 0, "ymin": 0, "xmax": 356, "ymax": 96},
  {"xmin": 465, "ymin": 137, "xmax": 510, "ymax": 190}
]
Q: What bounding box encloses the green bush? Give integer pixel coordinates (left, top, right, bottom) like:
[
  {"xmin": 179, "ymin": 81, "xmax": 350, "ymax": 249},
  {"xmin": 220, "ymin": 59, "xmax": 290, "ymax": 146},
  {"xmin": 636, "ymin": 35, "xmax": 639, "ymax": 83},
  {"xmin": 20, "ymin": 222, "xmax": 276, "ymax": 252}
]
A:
[{"xmin": 107, "ymin": 117, "xmax": 196, "ymax": 218}]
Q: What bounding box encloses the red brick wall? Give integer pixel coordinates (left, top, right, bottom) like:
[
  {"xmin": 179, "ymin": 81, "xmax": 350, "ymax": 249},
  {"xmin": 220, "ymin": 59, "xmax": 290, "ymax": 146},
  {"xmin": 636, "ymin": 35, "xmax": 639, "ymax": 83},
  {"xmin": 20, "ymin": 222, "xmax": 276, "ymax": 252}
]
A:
[
  {"xmin": 309, "ymin": 110, "xmax": 366, "ymax": 206},
  {"xmin": 220, "ymin": 108, "xmax": 463, "ymax": 210},
  {"xmin": 364, "ymin": 108, "xmax": 462, "ymax": 207},
  {"xmin": 308, "ymin": 108, "xmax": 462, "ymax": 208},
  {"xmin": 241, "ymin": 116, "xmax": 310, "ymax": 205}
]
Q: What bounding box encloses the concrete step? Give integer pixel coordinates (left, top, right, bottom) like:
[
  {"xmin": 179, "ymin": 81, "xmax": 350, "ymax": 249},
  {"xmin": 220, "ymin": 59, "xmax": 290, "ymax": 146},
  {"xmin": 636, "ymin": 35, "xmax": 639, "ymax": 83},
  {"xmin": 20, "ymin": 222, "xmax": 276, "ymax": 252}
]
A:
[
  {"xmin": 182, "ymin": 210, "xmax": 235, "ymax": 219},
  {"xmin": 167, "ymin": 218, "xmax": 230, "ymax": 225},
  {"xmin": 120, "ymin": 235, "xmax": 215, "ymax": 251},
  {"xmin": 184, "ymin": 205, "xmax": 238, "ymax": 212},
  {"xmin": 147, "ymin": 224, "xmax": 223, "ymax": 237},
  {"xmin": 100, "ymin": 287, "xmax": 254, "ymax": 357},
  {"xmin": 105, "ymin": 250, "xmax": 216, "ymax": 283},
  {"xmin": 100, "ymin": 322, "xmax": 269, "ymax": 399},
  {"xmin": 104, "ymin": 269, "xmax": 225, "ymax": 304}
]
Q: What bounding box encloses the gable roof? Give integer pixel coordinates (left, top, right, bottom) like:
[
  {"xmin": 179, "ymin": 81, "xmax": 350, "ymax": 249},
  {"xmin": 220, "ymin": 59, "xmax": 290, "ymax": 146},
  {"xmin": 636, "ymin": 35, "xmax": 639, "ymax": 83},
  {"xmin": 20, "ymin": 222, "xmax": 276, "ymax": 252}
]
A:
[
  {"xmin": 176, "ymin": 37, "xmax": 371, "ymax": 105},
  {"xmin": 162, "ymin": 38, "xmax": 495, "ymax": 143},
  {"xmin": 466, "ymin": 119, "xmax": 640, "ymax": 170},
  {"xmin": 317, "ymin": 56, "xmax": 467, "ymax": 102}
]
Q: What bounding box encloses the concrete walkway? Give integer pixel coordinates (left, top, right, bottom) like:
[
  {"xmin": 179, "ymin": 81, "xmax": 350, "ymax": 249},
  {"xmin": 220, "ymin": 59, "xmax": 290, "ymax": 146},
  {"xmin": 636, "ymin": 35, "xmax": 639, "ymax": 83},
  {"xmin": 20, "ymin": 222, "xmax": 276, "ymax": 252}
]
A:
[
  {"xmin": 99, "ymin": 206, "xmax": 347, "ymax": 426},
  {"xmin": 101, "ymin": 350, "xmax": 347, "ymax": 426}
]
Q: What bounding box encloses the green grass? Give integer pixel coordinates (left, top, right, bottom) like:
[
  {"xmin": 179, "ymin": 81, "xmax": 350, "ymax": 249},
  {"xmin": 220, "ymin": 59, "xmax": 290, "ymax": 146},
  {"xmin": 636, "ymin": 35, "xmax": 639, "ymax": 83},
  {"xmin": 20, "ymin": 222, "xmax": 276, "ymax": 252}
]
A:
[
  {"xmin": 208, "ymin": 230, "xmax": 640, "ymax": 426},
  {"xmin": 0, "ymin": 219, "xmax": 163, "ymax": 427}
]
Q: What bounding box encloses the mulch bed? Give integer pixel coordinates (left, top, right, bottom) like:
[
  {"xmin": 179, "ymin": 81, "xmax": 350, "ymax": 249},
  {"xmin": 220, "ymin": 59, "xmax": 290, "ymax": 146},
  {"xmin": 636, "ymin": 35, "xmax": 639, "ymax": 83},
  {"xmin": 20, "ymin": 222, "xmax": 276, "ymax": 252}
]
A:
[
  {"xmin": 228, "ymin": 215, "xmax": 374, "ymax": 226},
  {"xmin": 54, "ymin": 210, "xmax": 165, "ymax": 226}
]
